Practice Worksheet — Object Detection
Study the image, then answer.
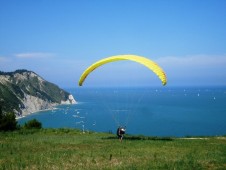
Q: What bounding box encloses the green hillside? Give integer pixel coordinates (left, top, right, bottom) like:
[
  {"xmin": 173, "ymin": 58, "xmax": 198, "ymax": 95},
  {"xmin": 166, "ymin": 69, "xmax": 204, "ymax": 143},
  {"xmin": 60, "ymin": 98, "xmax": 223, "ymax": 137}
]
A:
[
  {"xmin": 0, "ymin": 69, "xmax": 70, "ymax": 114},
  {"xmin": 0, "ymin": 129, "xmax": 225, "ymax": 169}
]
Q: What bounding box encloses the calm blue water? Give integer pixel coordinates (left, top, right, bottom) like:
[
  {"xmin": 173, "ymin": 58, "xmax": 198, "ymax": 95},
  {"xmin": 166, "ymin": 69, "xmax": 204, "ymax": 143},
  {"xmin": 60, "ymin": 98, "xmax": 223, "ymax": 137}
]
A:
[{"xmin": 18, "ymin": 87, "xmax": 226, "ymax": 137}]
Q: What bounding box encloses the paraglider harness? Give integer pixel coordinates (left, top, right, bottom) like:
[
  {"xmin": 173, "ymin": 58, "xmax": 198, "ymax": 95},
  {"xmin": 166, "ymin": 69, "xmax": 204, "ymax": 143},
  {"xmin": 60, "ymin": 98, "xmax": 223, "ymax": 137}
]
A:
[{"xmin": 117, "ymin": 127, "xmax": 126, "ymax": 140}]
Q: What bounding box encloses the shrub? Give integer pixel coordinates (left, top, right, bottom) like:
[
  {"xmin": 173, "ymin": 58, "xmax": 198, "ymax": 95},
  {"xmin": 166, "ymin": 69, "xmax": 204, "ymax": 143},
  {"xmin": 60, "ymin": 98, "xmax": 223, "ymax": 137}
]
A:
[{"xmin": 24, "ymin": 119, "xmax": 42, "ymax": 129}]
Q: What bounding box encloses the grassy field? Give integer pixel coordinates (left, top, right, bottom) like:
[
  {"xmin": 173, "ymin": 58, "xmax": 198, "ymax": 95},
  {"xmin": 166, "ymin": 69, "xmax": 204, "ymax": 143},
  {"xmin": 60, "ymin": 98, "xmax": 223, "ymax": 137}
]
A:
[{"xmin": 0, "ymin": 129, "xmax": 226, "ymax": 170}]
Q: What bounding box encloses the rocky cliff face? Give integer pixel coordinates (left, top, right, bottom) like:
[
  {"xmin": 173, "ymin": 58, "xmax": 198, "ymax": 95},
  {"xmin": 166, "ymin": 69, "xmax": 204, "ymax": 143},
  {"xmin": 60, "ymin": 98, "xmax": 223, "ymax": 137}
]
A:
[{"xmin": 0, "ymin": 69, "xmax": 76, "ymax": 117}]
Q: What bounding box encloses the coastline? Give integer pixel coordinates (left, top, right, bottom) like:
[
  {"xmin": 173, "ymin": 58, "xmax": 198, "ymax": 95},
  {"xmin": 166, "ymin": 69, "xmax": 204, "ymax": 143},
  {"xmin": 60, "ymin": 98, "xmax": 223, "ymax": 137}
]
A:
[
  {"xmin": 16, "ymin": 107, "xmax": 59, "ymax": 120},
  {"xmin": 16, "ymin": 102, "xmax": 77, "ymax": 120},
  {"xmin": 16, "ymin": 94, "xmax": 77, "ymax": 120}
]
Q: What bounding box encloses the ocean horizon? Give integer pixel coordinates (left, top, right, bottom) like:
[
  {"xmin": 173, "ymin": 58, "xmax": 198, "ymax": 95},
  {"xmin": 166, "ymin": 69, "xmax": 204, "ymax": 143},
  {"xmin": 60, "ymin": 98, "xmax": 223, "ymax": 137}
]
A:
[{"xmin": 18, "ymin": 86, "xmax": 226, "ymax": 137}]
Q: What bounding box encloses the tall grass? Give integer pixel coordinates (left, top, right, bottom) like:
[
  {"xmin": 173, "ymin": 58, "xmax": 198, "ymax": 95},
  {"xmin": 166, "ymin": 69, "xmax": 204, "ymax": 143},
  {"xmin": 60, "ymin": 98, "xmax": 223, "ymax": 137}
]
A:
[{"xmin": 0, "ymin": 129, "xmax": 226, "ymax": 169}]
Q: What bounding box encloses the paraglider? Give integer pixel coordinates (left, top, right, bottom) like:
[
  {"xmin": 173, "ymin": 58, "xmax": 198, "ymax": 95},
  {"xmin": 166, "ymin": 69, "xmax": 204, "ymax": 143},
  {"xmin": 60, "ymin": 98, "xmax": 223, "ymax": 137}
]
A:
[
  {"xmin": 79, "ymin": 54, "xmax": 167, "ymax": 86},
  {"xmin": 78, "ymin": 54, "xmax": 167, "ymax": 139}
]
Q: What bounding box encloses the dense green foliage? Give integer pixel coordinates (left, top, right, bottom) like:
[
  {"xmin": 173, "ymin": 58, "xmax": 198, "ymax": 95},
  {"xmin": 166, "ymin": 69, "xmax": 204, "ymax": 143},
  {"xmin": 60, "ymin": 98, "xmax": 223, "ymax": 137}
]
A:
[
  {"xmin": 0, "ymin": 105, "xmax": 18, "ymax": 131},
  {"xmin": 0, "ymin": 129, "xmax": 225, "ymax": 169},
  {"xmin": 24, "ymin": 119, "xmax": 42, "ymax": 129},
  {"xmin": 0, "ymin": 83, "xmax": 23, "ymax": 113}
]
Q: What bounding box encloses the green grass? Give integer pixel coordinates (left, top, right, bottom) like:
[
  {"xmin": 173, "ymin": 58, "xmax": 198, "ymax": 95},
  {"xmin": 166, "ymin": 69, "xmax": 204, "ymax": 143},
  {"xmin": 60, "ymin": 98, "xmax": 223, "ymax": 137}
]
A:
[{"xmin": 0, "ymin": 129, "xmax": 226, "ymax": 170}]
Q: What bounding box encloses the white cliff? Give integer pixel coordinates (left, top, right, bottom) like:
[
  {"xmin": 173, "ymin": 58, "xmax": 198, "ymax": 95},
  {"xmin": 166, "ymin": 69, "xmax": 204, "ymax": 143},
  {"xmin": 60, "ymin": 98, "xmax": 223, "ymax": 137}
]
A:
[
  {"xmin": 21, "ymin": 94, "xmax": 57, "ymax": 116},
  {"xmin": 19, "ymin": 94, "xmax": 77, "ymax": 116},
  {"xmin": 61, "ymin": 94, "xmax": 77, "ymax": 104}
]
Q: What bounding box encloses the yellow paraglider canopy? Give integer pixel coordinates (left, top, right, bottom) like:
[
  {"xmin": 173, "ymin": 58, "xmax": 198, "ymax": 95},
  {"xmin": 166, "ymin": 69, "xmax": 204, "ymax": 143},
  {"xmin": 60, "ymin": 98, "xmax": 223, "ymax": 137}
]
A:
[{"xmin": 79, "ymin": 54, "xmax": 167, "ymax": 86}]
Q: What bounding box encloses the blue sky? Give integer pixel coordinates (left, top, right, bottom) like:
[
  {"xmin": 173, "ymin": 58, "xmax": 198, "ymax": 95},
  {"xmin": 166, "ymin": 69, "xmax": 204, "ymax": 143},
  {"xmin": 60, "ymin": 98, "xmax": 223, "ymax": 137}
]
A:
[{"xmin": 0, "ymin": 0, "xmax": 226, "ymax": 88}]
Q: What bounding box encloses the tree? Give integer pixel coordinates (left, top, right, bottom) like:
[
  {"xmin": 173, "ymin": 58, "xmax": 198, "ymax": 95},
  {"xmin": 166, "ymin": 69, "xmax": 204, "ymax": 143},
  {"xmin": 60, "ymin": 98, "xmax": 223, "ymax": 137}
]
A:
[
  {"xmin": 24, "ymin": 119, "xmax": 42, "ymax": 129},
  {"xmin": 0, "ymin": 112, "xmax": 18, "ymax": 131},
  {"xmin": 0, "ymin": 99, "xmax": 18, "ymax": 131}
]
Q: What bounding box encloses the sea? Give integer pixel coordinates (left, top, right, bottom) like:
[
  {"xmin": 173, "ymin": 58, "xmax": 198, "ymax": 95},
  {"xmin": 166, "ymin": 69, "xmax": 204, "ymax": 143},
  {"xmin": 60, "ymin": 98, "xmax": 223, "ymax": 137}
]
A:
[{"xmin": 18, "ymin": 86, "xmax": 226, "ymax": 137}]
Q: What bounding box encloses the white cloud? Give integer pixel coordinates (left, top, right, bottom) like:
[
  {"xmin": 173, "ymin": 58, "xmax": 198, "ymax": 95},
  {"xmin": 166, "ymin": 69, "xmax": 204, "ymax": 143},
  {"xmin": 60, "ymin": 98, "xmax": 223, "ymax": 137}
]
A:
[
  {"xmin": 15, "ymin": 52, "xmax": 55, "ymax": 59},
  {"xmin": 155, "ymin": 55, "xmax": 226, "ymax": 86},
  {"xmin": 156, "ymin": 55, "xmax": 226, "ymax": 68}
]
